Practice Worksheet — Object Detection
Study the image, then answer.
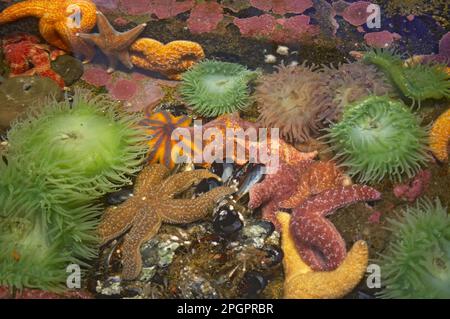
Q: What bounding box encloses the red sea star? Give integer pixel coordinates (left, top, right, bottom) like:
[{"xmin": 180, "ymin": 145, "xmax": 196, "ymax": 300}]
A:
[
  {"xmin": 280, "ymin": 161, "xmax": 346, "ymax": 209},
  {"xmin": 290, "ymin": 185, "xmax": 381, "ymax": 271},
  {"xmin": 248, "ymin": 159, "xmax": 316, "ymax": 228}
]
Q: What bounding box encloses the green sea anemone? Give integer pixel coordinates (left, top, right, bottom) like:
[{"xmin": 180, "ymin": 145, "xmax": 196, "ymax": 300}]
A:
[
  {"xmin": 378, "ymin": 198, "xmax": 450, "ymax": 299},
  {"xmin": 363, "ymin": 48, "xmax": 450, "ymax": 106},
  {"xmin": 0, "ymin": 90, "xmax": 147, "ymax": 291},
  {"xmin": 6, "ymin": 89, "xmax": 147, "ymax": 203},
  {"xmin": 0, "ymin": 215, "xmax": 71, "ymax": 292},
  {"xmin": 179, "ymin": 60, "xmax": 258, "ymax": 117},
  {"xmin": 325, "ymin": 95, "xmax": 429, "ymax": 183}
]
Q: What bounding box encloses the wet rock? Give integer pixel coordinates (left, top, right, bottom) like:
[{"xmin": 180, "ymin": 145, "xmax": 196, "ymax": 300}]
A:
[
  {"xmin": 177, "ymin": 266, "xmax": 220, "ymax": 299},
  {"xmin": 241, "ymin": 220, "xmax": 276, "ymax": 248},
  {"xmin": 141, "ymin": 234, "xmax": 183, "ymax": 269},
  {"xmin": 96, "ymin": 276, "xmax": 123, "ymax": 296},
  {"xmin": 51, "ymin": 55, "xmax": 84, "ymax": 86},
  {"xmin": 0, "ymin": 76, "xmax": 63, "ymax": 131}
]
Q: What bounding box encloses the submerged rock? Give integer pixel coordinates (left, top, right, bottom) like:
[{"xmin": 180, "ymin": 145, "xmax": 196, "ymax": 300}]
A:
[
  {"xmin": 51, "ymin": 55, "xmax": 84, "ymax": 86},
  {"xmin": 0, "ymin": 76, "xmax": 62, "ymax": 131}
]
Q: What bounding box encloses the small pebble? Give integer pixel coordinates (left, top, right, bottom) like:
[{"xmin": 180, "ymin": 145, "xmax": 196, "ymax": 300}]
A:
[{"xmin": 264, "ymin": 54, "xmax": 277, "ymax": 64}]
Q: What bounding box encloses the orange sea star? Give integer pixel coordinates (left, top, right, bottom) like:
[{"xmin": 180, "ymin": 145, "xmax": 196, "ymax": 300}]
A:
[
  {"xmin": 0, "ymin": 0, "xmax": 97, "ymax": 61},
  {"xmin": 77, "ymin": 11, "xmax": 146, "ymax": 73},
  {"xmin": 277, "ymin": 212, "xmax": 369, "ymax": 299},
  {"xmin": 130, "ymin": 38, "xmax": 205, "ymax": 80},
  {"xmin": 139, "ymin": 111, "xmax": 194, "ymax": 169},
  {"xmin": 429, "ymin": 108, "xmax": 450, "ymax": 162}
]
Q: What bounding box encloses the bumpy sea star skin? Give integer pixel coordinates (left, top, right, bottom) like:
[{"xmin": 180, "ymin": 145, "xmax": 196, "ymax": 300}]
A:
[
  {"xmin": 77, "ymin": 11, "xmax": 146, "ymax": 73},
  {"xmin": 98, "ymin": 164, "xmax": 235, "ymax": 280},
  {"xmin": 290, "ymin": 185, "xmax": 381, "ymax": 271},
  {"xmin": 429, "ymin": 108, "xmax": 450, "ymax": 162},
  {"xmin": 187, "ymin": 114, "xmax": 319, "ymax": 167},
  {"xmin": 130, "ymin": 38, "xmax": 205, "ymax": 80},
  {"xmin": 248, "ymin": 161, "xmax": 314, "ymax": 227},
  {"xmin": 140, "ymin": 111, "xmax": 193, "ymax": 169},
  {"xmin": 0, "ymin": 0, "xmax": 97, "ymax": 61},
  {"xmin": 2, "ymin": 33, "xmax": 66, "ymax": 88},
  {"xmin": 280, "ymin": 161, "xmax": 346, "ymax": 209},
  {"xmin": 278, "ymin": 212, "xmax": 369, "ymax": 299}
]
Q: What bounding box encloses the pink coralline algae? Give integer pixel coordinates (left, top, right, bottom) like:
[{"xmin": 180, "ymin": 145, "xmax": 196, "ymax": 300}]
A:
[
  {"xmin": 118, "ymin": 0, "xmax": 194, "ymax": 19},
  {"xmin": 250, "ymin": 0, "xmax": 313, "ymax": 14},
  {"xmin": 341, "ymin": 1, "xmax": 372, "ymax": 26},
  {"xmin": 93, "ymin": 0, "xmax": 120, "ymax": 13},
  {"xmin": 393, "ymin": 170, "xmax": 431, "ymax": 203},
  {"xmin": 119, "ymin": 0, "xmax": 153, "ymax": 15},
  {"xmin": 364, "ymin": 31, "xmax": 401, "ymax": 48},
  {"xmin": 82, "ymin": 64, "xmax": 168, "ymax": 113},
  {"xmin": 0, "ymin": 286, "xmax": 93, "ymax": 299},
  {"xmin": 234, "ymin": 14, "xmax": 319, "ymax": 43},
  {"xmin": 187, "ymin": 2, "xmax": 224, "ymax": 34},
  {"xmin": 234, "ymin": 14, "xmax": 277, "ymax": 38},
  {"xmin": 109, "ymin": 79, "xmax": 139, "ymax": 101},
  {"xmin": 82, "ymin": 66, "xmax": 112, "ymax": 87}
]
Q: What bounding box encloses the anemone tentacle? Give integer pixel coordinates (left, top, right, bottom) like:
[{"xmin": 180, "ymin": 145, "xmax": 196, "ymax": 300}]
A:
[
  {"xmin": 325, "ymin": 95, "xmax": 429, "ymax": 183},
  {"xmin": 377, "ymin": 198, "xmax": 450, "ymax": 299},
  {"xmin": 180, "ymin": 60, "xmax": 257, "ymax": 117}
]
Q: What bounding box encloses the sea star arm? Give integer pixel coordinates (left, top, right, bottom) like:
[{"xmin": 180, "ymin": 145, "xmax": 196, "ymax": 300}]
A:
[
  {"xmin": 39, "ymin": 20, "xmax": 71, "ymax": 52},
  {"xmin": 294, "ymin": 185, "xmax": 381, "ymax": 218},
  {"xmin": 98, "ymin": 199, "xmax": 140, "ymax": 245},
  {"xmin": 290, "ymin": 185, "xmax": 381, "ymax": 271},
  {"xmin": 278, "ymin": 212, "xmax": 368, "ymax": 299},
  {"xmin": 0, "ymin": 0, "xmax": 46, "ymax": 24},
  {"xmin": 292, "ymin": 213, "xmax": 347, "ymax": 271},
  {"xmin": 134, "ymin": 164, "xmax": 169, "ymax": 198},
  {"xmin": 121, "ymin": 207, "xmax": 162, "ymax": 280},
  {"xmin": 117, "ymin": 50, "xmax": 133, "ymax": 70},
  {"xmin": 56, "ymin": 20, "xmax": 96, "ymax": 62},
  {"xmin": 280, "ymin": 161, "xmax": 344, "ymax": 209},
  {"xmin": 157, "ymin": 186, "xmax": 235, "ymax": 224},
  {"xmin": 157, "ymin": 169, "xmax": 220, "ymax": 198}
]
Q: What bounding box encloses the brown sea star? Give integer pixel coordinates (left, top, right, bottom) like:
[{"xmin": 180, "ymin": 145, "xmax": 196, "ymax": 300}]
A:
[
  {"xmin": 98, "ymin": 164, "xmax": 235, "ymax": 280},
  {"xmin": 77, "ymin": 11, "xmax": 146, "ymax": 73}
]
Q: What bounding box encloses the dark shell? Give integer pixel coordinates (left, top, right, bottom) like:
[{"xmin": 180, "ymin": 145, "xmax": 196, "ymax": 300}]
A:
[
  {"xmin": 212, "ymin": 205, "xmax": 244, "ymax": 238},
  {"xmin": 211, "ymin": 159, "xmax": 236, "ymax": 184},
  {"xmin": 194, "ymin": 177, "xmax": 222, "ymax": 195},
  {"xmin": 240, "ymin": 271, "xmax": 268, "ymax": 297},
  {"xmin": 261, "ymin": 245, "xmax": 284, "ymax": 268},
  {"xmin": 105, "ymin": 188, "xmax": 134, "ymax": 205}
]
